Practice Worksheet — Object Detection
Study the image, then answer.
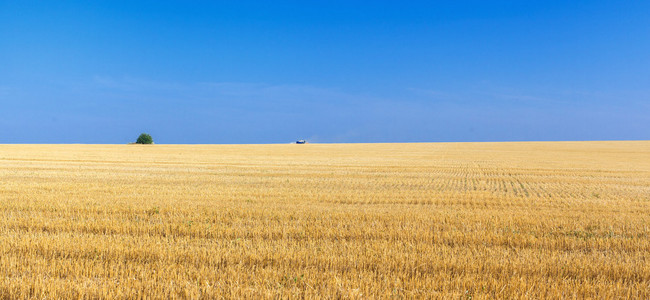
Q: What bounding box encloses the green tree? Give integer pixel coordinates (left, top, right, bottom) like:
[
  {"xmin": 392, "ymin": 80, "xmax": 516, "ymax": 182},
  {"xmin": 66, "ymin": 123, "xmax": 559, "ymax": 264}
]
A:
[{"xmin": 136, "ymin": 133, "xmax": 153, "ymax": 144}]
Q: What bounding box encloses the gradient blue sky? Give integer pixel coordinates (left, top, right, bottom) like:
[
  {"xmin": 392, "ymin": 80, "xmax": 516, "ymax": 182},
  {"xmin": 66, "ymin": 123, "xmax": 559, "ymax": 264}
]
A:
[{"xmin": 1, "ymin": 1, "xmax": 648, "ymax": 144}]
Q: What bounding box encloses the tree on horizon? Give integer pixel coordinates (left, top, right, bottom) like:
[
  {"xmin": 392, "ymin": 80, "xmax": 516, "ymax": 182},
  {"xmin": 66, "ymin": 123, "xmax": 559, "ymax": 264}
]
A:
[{"xmin": 136, "ymin": 133, "xmax": 153, "ymax": 144}]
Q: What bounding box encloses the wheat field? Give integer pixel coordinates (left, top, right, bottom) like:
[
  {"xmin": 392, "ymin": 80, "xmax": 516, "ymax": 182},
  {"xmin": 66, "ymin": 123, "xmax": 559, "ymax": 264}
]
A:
[{"xmin": 0, "ymin": 141, "xmax": 649, "ymax": 298}]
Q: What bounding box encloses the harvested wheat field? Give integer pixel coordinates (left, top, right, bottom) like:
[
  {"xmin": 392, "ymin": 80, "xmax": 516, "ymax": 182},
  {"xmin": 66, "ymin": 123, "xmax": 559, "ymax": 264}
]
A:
[{"xmin": 0, "ymin": 141, "xmax": 649, "ymax": 298}]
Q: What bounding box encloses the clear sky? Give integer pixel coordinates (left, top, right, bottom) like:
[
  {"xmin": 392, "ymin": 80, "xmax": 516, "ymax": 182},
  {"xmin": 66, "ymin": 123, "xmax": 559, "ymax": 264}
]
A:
[{"xmin": 1, "ymin": 1, "xmax": 648, "ymax": 144}]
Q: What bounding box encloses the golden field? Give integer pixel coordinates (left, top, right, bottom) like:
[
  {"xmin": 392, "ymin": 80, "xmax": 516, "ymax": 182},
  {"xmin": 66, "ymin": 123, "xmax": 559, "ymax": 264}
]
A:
[{"xmin": 0, "ymin": 141, "xmax": 649, "ymax": 298}]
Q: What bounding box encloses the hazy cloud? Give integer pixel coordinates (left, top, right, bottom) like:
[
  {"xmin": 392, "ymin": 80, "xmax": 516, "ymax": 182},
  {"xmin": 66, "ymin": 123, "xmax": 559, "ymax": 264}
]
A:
[
  {"xmin": 92, "ymin": 76, "xmax": 186, "ymax": 92},
  {"xmin": 409, "ymin": 84, "xmax": 650, "ymax": 108}
]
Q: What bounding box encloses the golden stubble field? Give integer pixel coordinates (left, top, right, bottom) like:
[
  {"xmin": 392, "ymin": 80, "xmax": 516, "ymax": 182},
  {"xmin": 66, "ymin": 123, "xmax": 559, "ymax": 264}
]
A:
[{"xmin": 0, "ymin": 141, "xmax": 649, "ymax": 298}]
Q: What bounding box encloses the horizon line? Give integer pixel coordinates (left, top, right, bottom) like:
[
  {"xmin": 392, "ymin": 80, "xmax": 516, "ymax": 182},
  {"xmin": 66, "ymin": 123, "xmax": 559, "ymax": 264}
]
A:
[{"xmin": 0, "ymin": 139, "xmax": 648, "ymax": 146}]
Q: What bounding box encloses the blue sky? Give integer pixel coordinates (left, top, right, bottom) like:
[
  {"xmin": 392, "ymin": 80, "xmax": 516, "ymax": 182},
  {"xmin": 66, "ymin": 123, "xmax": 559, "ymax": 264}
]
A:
[{"xmin": 1, "ymin": 1, "xmax": 648, "ymax": 144}]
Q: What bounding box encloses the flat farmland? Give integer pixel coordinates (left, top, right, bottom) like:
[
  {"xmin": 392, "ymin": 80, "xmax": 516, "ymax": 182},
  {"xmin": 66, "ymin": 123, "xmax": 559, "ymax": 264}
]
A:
[{"xmin": 0, "ymin": 141, "xmax": 649, "ymax": 298}]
